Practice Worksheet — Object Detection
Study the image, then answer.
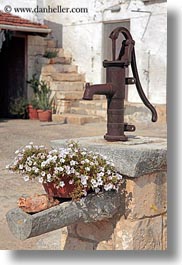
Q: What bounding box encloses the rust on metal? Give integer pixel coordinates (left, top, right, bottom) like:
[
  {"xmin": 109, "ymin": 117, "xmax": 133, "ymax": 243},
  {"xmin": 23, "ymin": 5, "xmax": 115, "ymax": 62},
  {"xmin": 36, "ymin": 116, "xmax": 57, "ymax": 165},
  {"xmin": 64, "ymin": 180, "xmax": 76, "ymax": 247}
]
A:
[{"xmin": 83, "ymin": 27, "xmax": 157, "ymax": 141}]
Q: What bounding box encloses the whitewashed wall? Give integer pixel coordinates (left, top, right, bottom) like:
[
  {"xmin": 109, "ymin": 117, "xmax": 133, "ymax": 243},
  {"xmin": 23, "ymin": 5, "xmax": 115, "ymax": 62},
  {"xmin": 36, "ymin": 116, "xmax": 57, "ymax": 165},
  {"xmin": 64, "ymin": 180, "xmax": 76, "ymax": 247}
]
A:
[{"xmin": 44, "ymin": 0, "xmax": 167, "ymax": 104}]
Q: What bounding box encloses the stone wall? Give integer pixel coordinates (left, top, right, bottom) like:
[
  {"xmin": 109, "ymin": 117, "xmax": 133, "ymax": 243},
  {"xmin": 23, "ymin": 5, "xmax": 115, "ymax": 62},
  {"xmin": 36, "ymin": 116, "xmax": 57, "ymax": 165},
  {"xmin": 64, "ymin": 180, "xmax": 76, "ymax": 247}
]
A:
[
  {"xmin": 60, "ymin": 172, "xmax": 167, "ymax": 250},
  {"xmin": 27, "ymin": 35, "xmax": 46, "ymax": 99}
]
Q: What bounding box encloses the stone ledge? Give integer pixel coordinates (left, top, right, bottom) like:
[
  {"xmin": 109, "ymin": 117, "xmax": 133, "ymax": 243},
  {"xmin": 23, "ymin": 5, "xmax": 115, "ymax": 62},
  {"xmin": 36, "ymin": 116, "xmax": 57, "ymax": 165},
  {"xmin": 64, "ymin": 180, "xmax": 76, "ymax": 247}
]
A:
[
  {"xmin": 6, "ymin": 190, "xmax": 122, "ymax": 240},
  {"xmin": 51, "ymin": 136, "xmax": 167, "ymax": 178}
]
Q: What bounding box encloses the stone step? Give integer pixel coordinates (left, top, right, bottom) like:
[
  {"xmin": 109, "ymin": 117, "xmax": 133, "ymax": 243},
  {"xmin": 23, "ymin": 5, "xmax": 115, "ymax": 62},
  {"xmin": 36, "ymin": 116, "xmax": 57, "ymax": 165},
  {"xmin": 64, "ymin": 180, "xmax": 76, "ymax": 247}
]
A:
[
  {"xmin": 51, "ymin": 73, "xmax": 85, "ymax": 82},
  {"xmin": 38, "ymin": 56, "xmax": 72, "ymax": 65},
  {"xmin": 55, "ymin": 91, "xmax": 83, "ymax": 100},
  {"xmin": 52, "ymin": 113, "xmax": 104, "ymax": 125},
  {"xmin": 50, "ymin": 81, "xmax": 85, "ymax": 92},
  {"xmin": 41, "ymin": 64, "xmax": 77, "ymax": 74},
  {"xmin": 73, "ymin": 99, "xmax": 107, "ymax": 109},
  {"xmin": 70, "ymin": 107, "xmax": 106, "ymax": 118}
]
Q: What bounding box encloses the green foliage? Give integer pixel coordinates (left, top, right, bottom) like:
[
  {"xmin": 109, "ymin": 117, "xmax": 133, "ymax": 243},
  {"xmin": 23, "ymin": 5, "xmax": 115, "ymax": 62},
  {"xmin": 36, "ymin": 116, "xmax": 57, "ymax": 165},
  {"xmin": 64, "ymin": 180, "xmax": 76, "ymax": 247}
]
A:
[
  {"xmin": 27, "ymin": 75, "xmax": 53, "ymax": 111},
  {"xmin": 36, "ymin": 80, "xmax": 53, "ymax": 110},
  {"xmin": 9, "ymin": 97, "xmax": 28, "ymax": 118},
  {"xmin": 43, "ymin": 49, "xmax": 58, "ymax": 59}
]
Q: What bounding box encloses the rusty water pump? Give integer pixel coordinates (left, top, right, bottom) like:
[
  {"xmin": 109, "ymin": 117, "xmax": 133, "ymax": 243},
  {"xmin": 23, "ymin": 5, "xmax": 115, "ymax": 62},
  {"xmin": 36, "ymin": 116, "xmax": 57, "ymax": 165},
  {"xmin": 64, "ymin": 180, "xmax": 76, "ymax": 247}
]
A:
[{"xmin": 83, "ymin": 27, "xmax": 157, "ymax": 141}]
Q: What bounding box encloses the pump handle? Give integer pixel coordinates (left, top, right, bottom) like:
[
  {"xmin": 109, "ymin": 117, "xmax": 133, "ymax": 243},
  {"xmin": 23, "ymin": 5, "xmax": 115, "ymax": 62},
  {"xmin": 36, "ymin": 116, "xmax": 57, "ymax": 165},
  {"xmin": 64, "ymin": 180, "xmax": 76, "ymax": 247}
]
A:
[{"xmin": 109, "ymin": 27, "xmax": 157, "ymax": 122}]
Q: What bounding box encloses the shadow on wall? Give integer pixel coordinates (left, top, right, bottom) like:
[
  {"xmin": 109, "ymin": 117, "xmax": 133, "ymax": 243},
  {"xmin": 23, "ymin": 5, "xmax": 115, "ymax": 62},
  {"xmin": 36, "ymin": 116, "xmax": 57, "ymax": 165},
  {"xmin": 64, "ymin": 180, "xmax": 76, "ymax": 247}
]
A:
[{"xmin": 44, "ymin": 20, "xmax": 63, "ymax": 48}]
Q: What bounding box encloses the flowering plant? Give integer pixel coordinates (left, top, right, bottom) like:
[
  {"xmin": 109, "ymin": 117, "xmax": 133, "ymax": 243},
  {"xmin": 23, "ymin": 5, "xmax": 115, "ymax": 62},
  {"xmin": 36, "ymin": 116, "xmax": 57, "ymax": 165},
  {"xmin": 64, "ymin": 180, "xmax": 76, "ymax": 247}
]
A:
[{"xmin": 7, "ymin": 141, "xmax": 123, "ymax": 200}]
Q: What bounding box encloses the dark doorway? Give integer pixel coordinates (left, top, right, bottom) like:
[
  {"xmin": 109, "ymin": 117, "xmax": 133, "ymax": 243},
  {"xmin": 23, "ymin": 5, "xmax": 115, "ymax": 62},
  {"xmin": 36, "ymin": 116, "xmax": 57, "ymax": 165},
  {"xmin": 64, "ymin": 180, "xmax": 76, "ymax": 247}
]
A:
[
  {"xmin": 0, "ymin": 35, "xmax": 26, "ymax": 118},
  {"xmin": 103, "ymin": 20, "xmax": 130, "ymax": 100}
]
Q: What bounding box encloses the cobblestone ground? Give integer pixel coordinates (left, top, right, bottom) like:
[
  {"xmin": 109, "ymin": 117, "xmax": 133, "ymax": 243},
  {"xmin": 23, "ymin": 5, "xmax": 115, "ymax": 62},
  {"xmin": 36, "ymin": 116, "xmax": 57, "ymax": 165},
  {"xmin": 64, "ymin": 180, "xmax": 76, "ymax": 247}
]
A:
[{"xmin": 0, "ymin": 119, "xmax": 167, "ymax": 250}]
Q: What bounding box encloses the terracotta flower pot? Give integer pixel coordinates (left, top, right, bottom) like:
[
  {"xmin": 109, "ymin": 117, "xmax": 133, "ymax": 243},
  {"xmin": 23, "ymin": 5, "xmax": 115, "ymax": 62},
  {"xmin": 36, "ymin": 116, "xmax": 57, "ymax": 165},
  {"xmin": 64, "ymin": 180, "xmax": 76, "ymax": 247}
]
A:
[
  {"xmin": 27, "ymin": 105, "xmax": 38, "ymax": 120},
  {"xmin": 37, "ymin": 109, "xmax": 52, "ymax": 122},
  {"xmin": 43, "ymin": 181, "xmax": 76, "ymax": 198}
]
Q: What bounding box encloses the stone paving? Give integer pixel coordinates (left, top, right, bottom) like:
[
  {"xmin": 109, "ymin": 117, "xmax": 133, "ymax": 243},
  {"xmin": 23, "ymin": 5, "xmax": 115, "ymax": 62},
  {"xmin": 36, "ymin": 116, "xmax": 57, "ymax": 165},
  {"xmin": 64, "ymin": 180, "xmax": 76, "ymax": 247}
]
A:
[{"xmin": 0, "ymin": 119, "xmax": 167, "ymax": 250}]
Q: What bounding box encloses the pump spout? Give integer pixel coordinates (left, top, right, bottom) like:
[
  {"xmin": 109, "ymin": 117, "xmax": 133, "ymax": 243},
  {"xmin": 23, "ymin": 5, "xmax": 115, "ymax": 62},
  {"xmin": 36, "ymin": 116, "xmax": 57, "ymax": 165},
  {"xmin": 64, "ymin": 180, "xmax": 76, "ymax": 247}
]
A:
[{"xmin": 83, "ymin": 83, "xmax": 114, "ymax": 100}]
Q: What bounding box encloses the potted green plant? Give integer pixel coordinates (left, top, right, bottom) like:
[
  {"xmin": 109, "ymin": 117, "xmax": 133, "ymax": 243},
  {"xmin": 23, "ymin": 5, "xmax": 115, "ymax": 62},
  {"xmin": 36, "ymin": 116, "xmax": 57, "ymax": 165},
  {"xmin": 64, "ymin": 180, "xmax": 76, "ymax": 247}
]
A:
[
  {"xmin": 27, "ymin": 74, "xmax": 40, "ymax": 120},
  {"xmin": 27, "ymin": 75, "xmax": 53, "ymax": 122},
  {"xmin": 36, "ymin": 80, "xmax": 53, "ymax": 122},
  {"xmin": 7, "ymin": 141, "xmax": 123, "ymax": 200}
]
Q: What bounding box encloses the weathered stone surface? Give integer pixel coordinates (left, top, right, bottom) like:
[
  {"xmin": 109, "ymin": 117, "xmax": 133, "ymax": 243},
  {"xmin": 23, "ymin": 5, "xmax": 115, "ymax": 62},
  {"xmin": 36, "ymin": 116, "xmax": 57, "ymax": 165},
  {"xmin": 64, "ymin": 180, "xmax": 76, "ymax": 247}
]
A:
[
  {"xmin": 162, "ymin": 214, "xmax": 167, "ymax": 250},
  {"xmin": 55, "ymin": 91, "xmax": 83, "ymax": 100},
  {"xmin": 41, "ymin": 64, "xmax": 77, "ymax": 74},
  {"xmin": 64, "ymin": 237, "xmax": 95, "ymax": 250},
  {"xmin": 6, "ymin": 190, "xmax": 122, "ymax": 240},
  {"xmin": 51, "ymin": 136, "xmax": 167, "ymax": 177},
  {"xmin": 51, "ymin": 73, "xmax": 85, "ymax": 82},
  {"xmin": 113, "ymin": 216, "xmax": 163, "ymax": 250},
  {"xmin": 74, "ymin": 220, "xmax": 114, "ymax": 242},
  {"xmin": 125, "ymin": 172, "xmax": 167, "ymax": 219},
  {"xmin": 50, "ymin": 81, "xmax": 84, "ymax": 92},
  {"xmin": 52, "ymin": 113, "xmax": 103, "ymax": 125},
  {"xmin": 96, "ymin": 239, "xmax": 114, "ymax": 250}
]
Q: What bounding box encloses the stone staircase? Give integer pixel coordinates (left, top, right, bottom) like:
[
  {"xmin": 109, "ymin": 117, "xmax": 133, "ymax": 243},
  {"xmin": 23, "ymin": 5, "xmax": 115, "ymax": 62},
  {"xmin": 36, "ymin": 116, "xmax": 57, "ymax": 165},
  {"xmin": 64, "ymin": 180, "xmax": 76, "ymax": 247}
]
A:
[
  {"xmin": 37, "ymin": 38, "xmax": 166, "ymax": 125},
  {"xmin": 36, "ymin": 38, "xmax": 106, "ymax": 124}
]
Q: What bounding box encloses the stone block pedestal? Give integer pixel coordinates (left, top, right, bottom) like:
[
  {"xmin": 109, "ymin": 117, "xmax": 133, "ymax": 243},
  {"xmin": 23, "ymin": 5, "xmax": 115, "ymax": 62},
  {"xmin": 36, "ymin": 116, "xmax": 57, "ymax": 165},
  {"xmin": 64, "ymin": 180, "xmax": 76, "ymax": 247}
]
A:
[
  {"xmin": 6, "ymin": 136, "xmax": 167, "ymax": 250},
  {"xmin": 51, "ymin": 136, "xmax": 167, "ymax": 250}
]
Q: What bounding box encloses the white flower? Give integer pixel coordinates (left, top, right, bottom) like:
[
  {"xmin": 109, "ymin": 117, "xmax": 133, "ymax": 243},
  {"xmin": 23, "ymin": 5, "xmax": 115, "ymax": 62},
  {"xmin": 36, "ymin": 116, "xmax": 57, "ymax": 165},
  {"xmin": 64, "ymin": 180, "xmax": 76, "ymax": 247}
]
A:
[
  {"xmin": 70, "ymin": 160, "xmax": 76, "ymax": 166},
  {"xmin": 41, "ymin": 171, "xmax": 46, "ymax": 177},
  {"xmin": 104, "ymin": 183, "xmax": 113, "ymax": 191},
  {"xmin": 59, "ymin": 181, "xmax": 65, "ymax": 187},
  {"xmin": 29, "ymin": 142, "xmax": 33, "ymax": 145},
  {"xmin": 38, "ymin": 177, "xmax": 43, "ymax": 183},
  {"xmin": 97, "ymin": 172, "xmax": 104, "ymax": 178},
  {"xmin": 19, "ymin": 164, "xmax": 24, "ymax": 170},
  {"xmin": 28, "ymin": 161, "xmax": 32, "ymax": 166},
  {"xmin": 6, "ymin": 165, "xmax": 10, "ymax": 169},
  {"xmin": 15, "ymin": 150, "xmax": 19, "ymax": 154},
  {"xmin": 23, "ymin": 175, "xmax": 29, "ymax": 182},
  {"xmin": 97, "ymin": 179, "xmax": 103, "ymax": 186},
  {"xmin": 41, "ymin": 161, "xmax": 46, "ymax": 168},
  {"xmin": 47, "ymin": 174, "xmax": 52, "ymax": 182},
  {"xmin": 25, "ymin": 166, "xmax": 31, "ymax": 172},
  {"xmin": 70, "ymin": 167, "xmax": 75, "ymax": 174},
  {"xmin": 69, "ymin": 179, "xmax": 74, "ymax": 185},
  {"xmin": 40, "ymin": 154, "xmax": 46, "ymax": 159},
  {"xmin": 58, "ymin": 166, "xmax": 64, "ymax": 172},
  {"xmin": 84, "ymin": 159, "xmax": 90, "ymax": 163},
  {"xmin": 60, "ymin": 158, "xmax": 65, "ymax": 163},
  {"xmin": 94, "ymin": 188, "xmax": 100, "ymax": 194},
  {"xmin": 32, "ymin": 167, "xmax": 39, "ymax": 173},
  {"xmin": 91, "ymin": 179, "xmax": 96, "ymax": 185},
  {"xmin": 81, "ymin": 176, "xmax": 87, "ymax": 186},
  {"xmin": 85, "ymin": 167, "xmax": 90, "ymax": 172},
  {"xmin": 116, "ymin": 173, "xmax": 123, "ymax": 180}
]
